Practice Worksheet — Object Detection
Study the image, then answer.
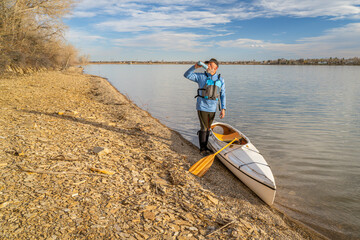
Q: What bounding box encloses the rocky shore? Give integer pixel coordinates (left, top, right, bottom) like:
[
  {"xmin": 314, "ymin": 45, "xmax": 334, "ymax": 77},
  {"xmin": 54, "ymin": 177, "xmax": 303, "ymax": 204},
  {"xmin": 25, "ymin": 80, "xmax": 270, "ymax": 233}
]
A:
[{"xmin": 0, "ymin": 70, "xmax": 326, "ymax": 239}]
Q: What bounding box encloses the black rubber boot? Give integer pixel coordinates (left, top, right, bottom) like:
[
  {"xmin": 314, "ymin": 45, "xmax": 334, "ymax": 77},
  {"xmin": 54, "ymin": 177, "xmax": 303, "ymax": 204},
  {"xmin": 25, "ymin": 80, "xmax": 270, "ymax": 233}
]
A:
[
  {"xmin": 205, "ymin": 130, "xmax": 211, "ymax": 151},
  {"xmin": 198, "ymin": 130, "xmax": 210, "ymax": 156}
]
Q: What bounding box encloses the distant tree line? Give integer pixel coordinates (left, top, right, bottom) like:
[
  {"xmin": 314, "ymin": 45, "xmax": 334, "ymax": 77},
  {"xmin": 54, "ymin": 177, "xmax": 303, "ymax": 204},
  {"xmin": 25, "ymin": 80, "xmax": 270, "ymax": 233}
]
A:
[
  {"xmin": 0, "ymin": 0, "xmax": 88, "ymax": 73},
  {"xmin": 90, "ymin": 57, "xmax": 360, "ymax": 66},
  {"xmin": 255, "ymin": 57, "xmax": 360, "ymax": 65}
]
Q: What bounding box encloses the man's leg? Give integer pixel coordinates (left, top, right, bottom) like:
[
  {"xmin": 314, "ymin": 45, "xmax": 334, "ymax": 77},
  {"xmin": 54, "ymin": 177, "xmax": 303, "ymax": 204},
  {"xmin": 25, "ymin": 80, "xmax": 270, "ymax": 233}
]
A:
[{"xmin": 197, "ymin": 111, "xmax": 215, "ymax": 154}]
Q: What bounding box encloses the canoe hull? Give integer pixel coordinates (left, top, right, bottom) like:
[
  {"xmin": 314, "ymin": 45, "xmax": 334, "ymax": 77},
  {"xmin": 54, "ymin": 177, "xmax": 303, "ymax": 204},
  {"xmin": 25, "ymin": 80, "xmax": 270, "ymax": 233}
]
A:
[{"xmin": 208, "ymin": 122, "xmax": 276, "ymax": 205}]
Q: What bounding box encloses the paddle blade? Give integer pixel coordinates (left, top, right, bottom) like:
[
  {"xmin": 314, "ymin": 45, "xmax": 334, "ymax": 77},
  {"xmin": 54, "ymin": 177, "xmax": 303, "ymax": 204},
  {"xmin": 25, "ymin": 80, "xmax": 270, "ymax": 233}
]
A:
[
  {"xmin": 189, "ymin": 138, "xmax": 237, "ymax": 177},
  {"xmin": 189, "ymin": 155, "xmax": 215, "ymax": 177}
]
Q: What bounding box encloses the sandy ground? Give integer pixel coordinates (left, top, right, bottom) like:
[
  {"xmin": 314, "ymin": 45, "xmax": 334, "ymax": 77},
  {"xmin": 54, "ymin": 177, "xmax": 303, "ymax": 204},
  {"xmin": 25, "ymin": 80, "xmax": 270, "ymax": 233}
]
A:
[{"xmin": 0, "ymin": 69, "xmax": 327, "ymax": 239}]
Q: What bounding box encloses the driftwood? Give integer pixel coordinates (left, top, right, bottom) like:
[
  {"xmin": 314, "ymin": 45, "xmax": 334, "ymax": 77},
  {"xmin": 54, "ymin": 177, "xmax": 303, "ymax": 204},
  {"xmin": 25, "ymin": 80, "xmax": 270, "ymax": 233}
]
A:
[
  {"xmin": 49, "ymin": 155, "xmax": 80, "ymax": 161},
  {"xmin": 17, "ymin": 165, "xmax": 109, "ymax": 177},
  {"xmin": 207, "ymin": 220, "xmax": 236, "ymax": 236}
]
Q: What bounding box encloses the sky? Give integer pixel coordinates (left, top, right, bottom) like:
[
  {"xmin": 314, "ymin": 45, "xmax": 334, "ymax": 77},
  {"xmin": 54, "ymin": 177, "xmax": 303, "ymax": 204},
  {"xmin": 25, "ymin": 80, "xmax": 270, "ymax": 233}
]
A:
[{"xmin": 64, "ymin": 0, "xmax": 360, "ymax": 61}]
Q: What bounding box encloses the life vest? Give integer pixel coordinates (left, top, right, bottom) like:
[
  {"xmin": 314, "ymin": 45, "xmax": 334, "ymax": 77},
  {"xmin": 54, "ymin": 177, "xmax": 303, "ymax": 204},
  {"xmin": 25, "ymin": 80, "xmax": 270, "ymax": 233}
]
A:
[{"xmin": 195, "ymin": 72, "xmax": 222, "ymax": 101}]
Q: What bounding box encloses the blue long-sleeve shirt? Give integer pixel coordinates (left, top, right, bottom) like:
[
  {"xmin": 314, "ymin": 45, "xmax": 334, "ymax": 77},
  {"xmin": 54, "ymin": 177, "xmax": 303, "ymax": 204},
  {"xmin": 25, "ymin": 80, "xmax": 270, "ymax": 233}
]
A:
[{"xmin": 184, "ymin": 65, "xmax": 226, "ymax": 112}]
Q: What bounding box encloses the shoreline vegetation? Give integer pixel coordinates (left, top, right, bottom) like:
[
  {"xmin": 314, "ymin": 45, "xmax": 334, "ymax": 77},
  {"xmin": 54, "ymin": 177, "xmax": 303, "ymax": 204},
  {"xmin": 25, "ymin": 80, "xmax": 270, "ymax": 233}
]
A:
[
  {"xmin": 89, "ymin": 57, "xmax": 360, "ymax": 66},
  {"xmin": 0, "ymin": 1, "xmax": 89, "ymax": 74},
  {"xmin": 0, "ymin": 69, "xmax": 328, "ymax": 239}
]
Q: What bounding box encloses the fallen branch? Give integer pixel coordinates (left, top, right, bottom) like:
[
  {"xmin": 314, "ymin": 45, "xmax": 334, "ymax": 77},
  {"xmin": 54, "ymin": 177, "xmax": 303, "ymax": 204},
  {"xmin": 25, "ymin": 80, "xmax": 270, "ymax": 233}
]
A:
[
  {"xmin": 89, "ymin": 167, "xmax": 115, "ymax": 175},
  {"xmin": 207, "ymin": 220, "xmax": 236, "ymax": 236},
  {"xmin": 147, "ymin": 149, "xmax": 172, "ymax": 153},
  {"xmin": 17, "ymin": 165, "xmax": 109, "ymax": 177},
  {"xmin": 49, "ymin": 155, "xmax": 80, "ymax": 161}
]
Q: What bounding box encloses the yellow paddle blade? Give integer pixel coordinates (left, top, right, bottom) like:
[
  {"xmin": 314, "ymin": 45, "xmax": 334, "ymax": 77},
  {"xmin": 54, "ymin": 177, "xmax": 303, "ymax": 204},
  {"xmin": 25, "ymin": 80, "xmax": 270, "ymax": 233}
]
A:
[
  {"xmin": 189, "ymin": 155, "xmax": 215, "ymax": 177},
  {"xmin": 189, "ymin": 138, "xmax": 238, "ymax": 177}
]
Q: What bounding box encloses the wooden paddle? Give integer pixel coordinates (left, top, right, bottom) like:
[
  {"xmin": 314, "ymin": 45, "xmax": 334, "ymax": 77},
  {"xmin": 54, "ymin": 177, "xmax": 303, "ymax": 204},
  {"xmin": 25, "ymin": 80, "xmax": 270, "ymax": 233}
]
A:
[{"xmin": 189, "ymin": 138, "xmax": 238, "ymax": 177}]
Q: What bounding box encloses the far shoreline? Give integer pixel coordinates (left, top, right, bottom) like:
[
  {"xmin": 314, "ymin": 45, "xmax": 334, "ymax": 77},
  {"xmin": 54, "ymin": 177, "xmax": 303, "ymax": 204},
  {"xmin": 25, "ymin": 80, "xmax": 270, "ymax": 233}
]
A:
[{"xmin": 87, "ymin": 57, "xmax": 360, "ymax": 66}]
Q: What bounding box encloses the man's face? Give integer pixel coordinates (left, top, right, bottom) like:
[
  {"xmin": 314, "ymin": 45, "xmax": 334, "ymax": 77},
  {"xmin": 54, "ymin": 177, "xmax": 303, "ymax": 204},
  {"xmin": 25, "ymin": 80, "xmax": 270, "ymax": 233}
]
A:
[{"xmin": 207, "ymin": 62, "xmax": 218, "ymax": 75}]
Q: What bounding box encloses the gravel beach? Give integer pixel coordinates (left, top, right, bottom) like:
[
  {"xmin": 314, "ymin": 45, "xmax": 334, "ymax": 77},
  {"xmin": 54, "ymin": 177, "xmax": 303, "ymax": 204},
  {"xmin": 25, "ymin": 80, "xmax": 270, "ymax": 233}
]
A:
[{"xmin": 0, "ymin": 69, "xmax": 327, "ymax": 239}]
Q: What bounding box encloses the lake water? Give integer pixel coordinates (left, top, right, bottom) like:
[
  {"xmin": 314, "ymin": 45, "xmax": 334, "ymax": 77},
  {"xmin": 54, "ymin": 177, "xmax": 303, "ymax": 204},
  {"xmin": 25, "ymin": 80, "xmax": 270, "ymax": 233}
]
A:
[{"xmin": 85, "ymin": 64, "xmax": 360, "ymax": 239}]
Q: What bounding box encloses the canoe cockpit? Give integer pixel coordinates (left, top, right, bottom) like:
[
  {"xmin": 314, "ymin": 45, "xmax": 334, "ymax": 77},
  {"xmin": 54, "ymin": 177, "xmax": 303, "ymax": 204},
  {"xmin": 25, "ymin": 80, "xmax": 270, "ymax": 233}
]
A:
[{"xmin": 211, "ymin": 124, "xmax": 248, "ymax": 145}]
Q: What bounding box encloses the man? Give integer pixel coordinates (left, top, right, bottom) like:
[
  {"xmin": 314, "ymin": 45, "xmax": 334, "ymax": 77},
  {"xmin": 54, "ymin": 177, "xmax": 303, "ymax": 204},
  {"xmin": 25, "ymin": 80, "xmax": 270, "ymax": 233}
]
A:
[{"xmin": 184, "ymin": 58, "xmax": 226, "ymax": 155}]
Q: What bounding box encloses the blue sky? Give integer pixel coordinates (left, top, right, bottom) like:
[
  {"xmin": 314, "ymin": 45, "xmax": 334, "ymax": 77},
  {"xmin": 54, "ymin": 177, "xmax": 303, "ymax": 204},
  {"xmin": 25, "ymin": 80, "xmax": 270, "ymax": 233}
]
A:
[{"xmin": 64, "ymin": 0, "xmax": 360, "ymax": 61}]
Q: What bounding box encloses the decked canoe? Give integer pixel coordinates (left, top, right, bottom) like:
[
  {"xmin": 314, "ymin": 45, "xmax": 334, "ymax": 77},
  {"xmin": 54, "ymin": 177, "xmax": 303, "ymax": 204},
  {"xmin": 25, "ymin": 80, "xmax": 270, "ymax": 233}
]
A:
[{"xmin": 208, "ymin": 122, "xmax": 276, "ymax": 205}]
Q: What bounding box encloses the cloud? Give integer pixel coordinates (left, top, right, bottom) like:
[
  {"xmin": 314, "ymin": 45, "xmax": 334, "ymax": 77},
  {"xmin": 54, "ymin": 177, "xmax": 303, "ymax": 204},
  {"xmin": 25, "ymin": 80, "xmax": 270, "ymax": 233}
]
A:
[
  {"xmin": 65, "ymin": 29, "xmax": 105, "ymax": 43},
  {"xmin": 96, "ymin": 8, "xmax": 231, "ymax": 32},
  {"xmin": 73, "ymin": 0, "xmax": 360, "ymax": 21},
  {"xmin": 113, "ymin": 31, "xmax": 208, "ymax": 52},
  {"xmin": 71, "ymin": 1, "xmax": 360, "ymax": 34},
  {"xmin": 69, "ymin": 11, "xmax": 98, "ymax": 18},
  {"xmin": 71, "ymin": 0, "xmax": 207, "ymax": 17},
  {"xmin": 68, "ymin": 0, "xmax": 360, "ymax": 59},
  {"xmin": 73, "ymin": 0, "xmax": 119, "ymax": 10},
  {"xmin": 217, "ymin": 38, "xmax": 269, "ymax": 48},
  {"xmin": 253, "ymin": 0, "xmax": 360, "ymax": 19},
  {"xmin": 217, "ymin": 23, "xmax": 360, "ymax": 57}
]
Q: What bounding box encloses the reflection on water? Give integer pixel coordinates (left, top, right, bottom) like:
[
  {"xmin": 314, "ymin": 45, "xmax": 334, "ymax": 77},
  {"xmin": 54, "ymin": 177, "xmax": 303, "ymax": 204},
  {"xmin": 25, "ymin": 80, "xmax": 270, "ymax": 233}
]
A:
[{"xmin": 85, "ymin": 64, "xmax": 360, "ymax": 239}]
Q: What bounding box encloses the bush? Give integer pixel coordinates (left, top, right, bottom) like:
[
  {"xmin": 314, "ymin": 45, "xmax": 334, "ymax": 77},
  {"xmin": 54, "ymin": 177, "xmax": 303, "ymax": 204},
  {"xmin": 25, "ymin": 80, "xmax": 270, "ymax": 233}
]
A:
[{"xmin": 0, "ymin": 0, "xmax": 82, "ymax": 73}]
